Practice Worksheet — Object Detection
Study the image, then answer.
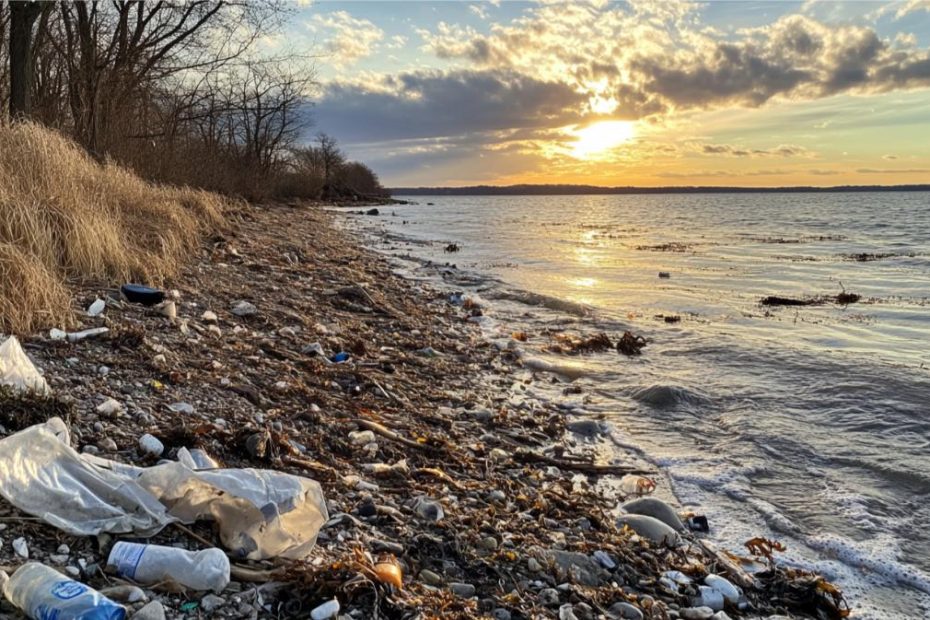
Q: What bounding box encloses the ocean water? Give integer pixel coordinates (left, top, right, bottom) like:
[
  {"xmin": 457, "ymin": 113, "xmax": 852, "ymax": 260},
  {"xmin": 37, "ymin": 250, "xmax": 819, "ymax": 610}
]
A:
[{"xmin": 343, "ymin": 192, "xmax": 930, "ymax": 619}]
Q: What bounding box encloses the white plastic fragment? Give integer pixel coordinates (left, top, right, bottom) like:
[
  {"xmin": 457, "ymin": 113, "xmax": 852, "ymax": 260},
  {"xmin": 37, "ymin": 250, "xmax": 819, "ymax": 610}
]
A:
[
  {"xmin": 0, "ymin": 336, "xmax": 50, "ymax": 395},
  {"xmin": 49, "ymin": 328, "xmax": 67, "ymax": 341},
  {"xmin": 167, "ymin": 402, "xmax": 194, "ymax": 414},
  {"xmin": 310, "ymin": 598, "xmax": 340, "ymax": 620},
  {"xmin": 108, "ymin": 542, "xmax": 230, "ymax": 592},
  {"xmin": 67, "ymin": 327, "xmax": 110, "ymax": 342},
  {"xmin": 87, "ymin": 298, "xmax": 106, "ymax": 317},
  {"xmin": 11, "ymin": 537, "xmax": 28, "ymax": 559}
]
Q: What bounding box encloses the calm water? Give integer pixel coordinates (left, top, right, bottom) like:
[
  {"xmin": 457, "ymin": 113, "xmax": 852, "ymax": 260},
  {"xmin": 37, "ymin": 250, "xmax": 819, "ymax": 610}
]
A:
[{"xmin": 346, "ymin": 192, "xmax": 930, "ymax": 619}]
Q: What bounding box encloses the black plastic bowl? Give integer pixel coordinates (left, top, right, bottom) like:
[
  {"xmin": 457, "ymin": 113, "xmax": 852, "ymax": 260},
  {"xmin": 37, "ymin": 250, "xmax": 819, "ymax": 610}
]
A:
[{"xmin": 121, "ymin": 284, "xmax": 166, "ymax": 306}]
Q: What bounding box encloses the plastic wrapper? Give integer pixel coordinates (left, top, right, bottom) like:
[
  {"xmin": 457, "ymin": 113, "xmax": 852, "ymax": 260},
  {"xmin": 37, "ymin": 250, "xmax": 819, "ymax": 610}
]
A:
[{"xmin": 0, "ymin": 336, "xmax": 50, "ymax": 395}]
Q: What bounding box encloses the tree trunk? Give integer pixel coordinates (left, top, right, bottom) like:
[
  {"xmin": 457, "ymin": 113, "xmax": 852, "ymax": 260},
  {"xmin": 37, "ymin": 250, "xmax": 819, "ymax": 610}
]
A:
[{"xmin": 8, "ymin": 1, "xmax": 42, "ymax": 119}]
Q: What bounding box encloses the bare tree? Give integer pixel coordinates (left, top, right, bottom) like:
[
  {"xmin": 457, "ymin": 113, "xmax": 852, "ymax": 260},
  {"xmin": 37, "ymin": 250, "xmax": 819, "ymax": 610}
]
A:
[{"xmin": 7, "ymin": 0, "xmax": 47, "ymax": 118}]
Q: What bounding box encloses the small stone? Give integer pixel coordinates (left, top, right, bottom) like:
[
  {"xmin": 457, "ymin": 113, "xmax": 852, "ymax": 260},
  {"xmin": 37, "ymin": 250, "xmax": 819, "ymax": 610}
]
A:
[
  {"xmin": 489, "ymin": 448, "xmax": 509, "ymax": 461},
  {"xmin": 479, "ymin": 536, "xmax": 499, "ymax": 551},
  {"xmin": 420, "ymin": 569, "xmax": 443, "ymax": 585},
  {"xmin": 12, "ymin": 537, "xmax": 28, "ymax": 558},
  {"xmin": 712, "ymin": 613, "xmax": 732, "ymax": 620},
  {"xmin": 231, "ymin": 300, "xmax": 258, "ymax": 317},
  {"xmin": 200, "ymin": 594, "xmax": 226, "ymax": 613},
  {"xmin": 450, "ymin": 582, "xmax": 476, "ymax": 598},
  {"xmin": 100, "ymin": 585, "xmax": 147, "ymax": 603},
  {"xmin": 57, "ymin": 544, "xmax": 70, "ymax": 555},
  {"xmin": 64, "ymin": 566, "xmax": 80, "ymax": 578},
  {"xmin": 96, "ymin": 398, "xmax": 122, "ymax": 415},
  {"xmin": 488, "ymin": 489, "xmax": 506, "ymax": 503},
  {"xmin": 349, "ymin": 430, "xmax": 376, "ymax": 445},
  {"xmin": 207, "ymin": 324, "xmax": 222, "ymax": 337},
  {"xmin": 559, "ymin": 604, "xmax": 578, "ymax": 620},
  {"xmin": 100, "ymin": 437, "xmax": 118, "ymax": 452},
  {"xmin": 681, "ymin": 608, "xmax": 715, "ymax": 620},
  {"xmin": 608, "ymin": 602, "xmax": 644, "ymax": 620},
  {"xmin": 492, "ymin": 610, "xmax": 512, "ymax": 620},
  {"xmin": 539, "ymin": 587, "xmax": 560, "ymax": 606},
  {"xmin": 527, "ymin": 557, "xmax": 543, "ymax": 572},
  {"xmin": 139, "ymin": 434, "xmax": 164, "ymax": 457},
  {"xmin": 98, "ymin": 365, "xmax": 110, "ymax": 376},
  {"xmin": 202, "ymin": 310, "xmax": 218, "ymax": 322},
  {"xmin": 573, "ymin": 602, "xmax": 594, "ymax": 620},
  {"xmin": 132, "ymin": 601, "xmax": 166, "ymax": 620},
  {"xmin": 566, "ymin": 419, "xmax": 604, "ymax": 437},
  {"xmin": 49, "ymin": 554, "xmax": 69, "ymax": 564}
]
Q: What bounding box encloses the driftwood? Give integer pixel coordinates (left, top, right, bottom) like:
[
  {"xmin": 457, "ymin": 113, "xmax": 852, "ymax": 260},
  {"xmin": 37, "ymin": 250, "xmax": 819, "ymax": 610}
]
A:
[{"xmin": 513, "ymin": 448, "xmax": 652, "ymax": 476}]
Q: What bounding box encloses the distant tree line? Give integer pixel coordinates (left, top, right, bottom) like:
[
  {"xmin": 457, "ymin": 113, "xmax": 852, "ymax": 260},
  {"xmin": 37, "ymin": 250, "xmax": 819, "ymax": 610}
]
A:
[
  {"xmin": 0, "ymin": 1, "xmax": 385, "ymax": 200},
  {"xmin": 392, "ymin": 184, "xmax": 930, "ymax": 196}
]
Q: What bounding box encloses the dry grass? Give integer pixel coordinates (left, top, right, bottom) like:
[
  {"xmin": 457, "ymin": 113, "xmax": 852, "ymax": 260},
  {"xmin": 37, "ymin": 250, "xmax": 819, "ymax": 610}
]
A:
[{"xmin": 0, "ymin": 122, "xmax": 228, "ymax": 333}]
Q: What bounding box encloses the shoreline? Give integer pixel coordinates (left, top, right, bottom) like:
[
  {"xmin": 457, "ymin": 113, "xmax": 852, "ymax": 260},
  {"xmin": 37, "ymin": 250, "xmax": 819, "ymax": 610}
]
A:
[{"xmin": 0, "ymin": 203, "xmax": 846, "ymax": 619}]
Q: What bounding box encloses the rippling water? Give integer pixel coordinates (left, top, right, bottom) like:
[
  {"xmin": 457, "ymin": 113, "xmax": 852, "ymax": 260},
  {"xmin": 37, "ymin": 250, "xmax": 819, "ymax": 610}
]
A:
[{"xmin": 344, "ymin": 192, "xmax": 930, "ymax": 619}]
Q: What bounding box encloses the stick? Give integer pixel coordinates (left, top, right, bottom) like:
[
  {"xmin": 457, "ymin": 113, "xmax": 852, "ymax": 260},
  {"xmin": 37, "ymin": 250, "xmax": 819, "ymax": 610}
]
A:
[
  {"xmin": 353, "ymin": 418, "xmax": 427, "ymax": 451},
  {"xmin": 512, "ymin": 448, "xmax": 652, "ymax": 476}
]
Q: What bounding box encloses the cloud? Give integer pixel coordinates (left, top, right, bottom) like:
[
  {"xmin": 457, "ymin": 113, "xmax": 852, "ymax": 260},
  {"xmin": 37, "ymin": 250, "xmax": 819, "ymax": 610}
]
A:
[
  {"xmin": 314, "ymin": 69, "xmax": 587, "ymax": 143},
  {"xmin": 700, "ymin": 143, "xmax": 815, "ymax": 158},
  {"xmin": 856, "ymin": 167, "xmax": 930, "ymax": 173},
  {"xmin": 309, "ymin": 11, "xmax": 383, "ymax": 67}
]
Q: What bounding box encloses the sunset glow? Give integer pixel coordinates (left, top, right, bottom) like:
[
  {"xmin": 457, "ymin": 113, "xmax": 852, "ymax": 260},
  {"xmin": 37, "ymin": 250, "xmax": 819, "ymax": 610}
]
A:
[{"xmin": 571, "ymin": 121, "xmax": 636, "ymax": 159}]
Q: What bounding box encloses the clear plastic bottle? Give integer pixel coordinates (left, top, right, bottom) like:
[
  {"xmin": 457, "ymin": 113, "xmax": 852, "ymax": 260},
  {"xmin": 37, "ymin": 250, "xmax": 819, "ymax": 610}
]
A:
[
  {"xmin": 107, "ymin": 542, "xmax": 230, "ymax": 592},
  {"xmin": 2, "ymin": 562, "xmax": 126, "ymax": 620}
]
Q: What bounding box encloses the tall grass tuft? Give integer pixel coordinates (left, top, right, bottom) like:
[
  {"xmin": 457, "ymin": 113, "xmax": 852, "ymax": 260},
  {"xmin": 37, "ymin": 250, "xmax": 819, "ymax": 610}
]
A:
[{"xmin": 0, "ymin": 122, "xmax": 228, "ymax": 333}]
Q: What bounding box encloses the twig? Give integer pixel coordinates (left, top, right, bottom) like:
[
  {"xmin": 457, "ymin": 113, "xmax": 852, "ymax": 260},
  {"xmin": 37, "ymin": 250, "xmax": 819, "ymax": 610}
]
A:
[
  {"xmin": 353, "ymin": 418, "xmax": 427, "ymax": 451},
  {"xmin": 513, "ymin": 448, "xmax": 652, "ymax": 476}
]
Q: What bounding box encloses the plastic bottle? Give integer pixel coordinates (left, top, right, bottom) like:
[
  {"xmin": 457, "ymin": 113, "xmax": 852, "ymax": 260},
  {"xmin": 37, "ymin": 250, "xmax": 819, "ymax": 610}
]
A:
[
  {"xmin": 107, "ymin": 542, "xmax": 230, "ymax": 592},
  {"xmin": 2, "ymin": 562, "xmax": 126, "ymax": 620}
]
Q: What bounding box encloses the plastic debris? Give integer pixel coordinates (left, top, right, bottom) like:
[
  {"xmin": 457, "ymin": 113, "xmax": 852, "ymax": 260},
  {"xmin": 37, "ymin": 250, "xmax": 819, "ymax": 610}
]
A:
[
  {"xmin": 373, "ymin": 556, "xmax": 403, "ymax": 589},
  {"xmin": 3, "ymin": 562, "xmax": 126, "ymax": 620},
  {"xmin": 96, "ymin": 398, "xmax": 123, "ymax": 415},
  {"xmin": 0, "ymin": 418, "xmax": 328, "ymax": 560},
  {"xmin": 167, "ymin": 402, "xmax": 194, "ymax": 415},
  {"xmin": 108, "ymin": 542, "xmax": 230, "ymax": 592},
  {"xmin": 0, "ymin": 336, "xmax": 50, "ymax": 395},
  {"xmin": 310, "ymin": 599, "xmax": 340, "ymax": 620},
  {"xmin": 87, "ymin": 298, "xmax": 106, "ymax": 316},
  {"xmin": 61, "ymin": 327, "xmax": 110, "ymax": 342},
  {"xmin": 12, "ymin": 537, "xmax": 28, "ymax": 559},
  {"xmin": 121, "ymin": 284, "xmax": 165, "ymax": 306},
  {"xmin": 330, "ymin": 351, "xmax": 350, "ymax": 363}
]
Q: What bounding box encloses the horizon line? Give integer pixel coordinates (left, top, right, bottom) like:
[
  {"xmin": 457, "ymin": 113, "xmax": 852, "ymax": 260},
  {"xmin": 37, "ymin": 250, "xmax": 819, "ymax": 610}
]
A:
[{"xmin": 389, "ymin": 183, "xmax": 930, "ymax": 196}]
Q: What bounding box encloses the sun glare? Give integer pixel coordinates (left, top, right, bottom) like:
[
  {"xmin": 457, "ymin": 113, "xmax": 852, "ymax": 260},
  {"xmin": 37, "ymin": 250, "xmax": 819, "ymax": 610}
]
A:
[{"xmin": 571, "ymin": 121, "xmax": 635, "ymax": 159}]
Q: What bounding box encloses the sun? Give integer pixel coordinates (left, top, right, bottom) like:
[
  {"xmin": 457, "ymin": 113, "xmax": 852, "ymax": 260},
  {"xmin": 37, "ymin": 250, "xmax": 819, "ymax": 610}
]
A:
[{"xmin": 571, "ymin": 120, "xmax": 636, "ymax": 159}]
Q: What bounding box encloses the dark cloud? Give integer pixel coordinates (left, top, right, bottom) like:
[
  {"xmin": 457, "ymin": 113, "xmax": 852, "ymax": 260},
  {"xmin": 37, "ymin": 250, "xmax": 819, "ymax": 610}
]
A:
[{"xmin": 314, "ymin": 69, "xmax": 586, "ymax": 144}]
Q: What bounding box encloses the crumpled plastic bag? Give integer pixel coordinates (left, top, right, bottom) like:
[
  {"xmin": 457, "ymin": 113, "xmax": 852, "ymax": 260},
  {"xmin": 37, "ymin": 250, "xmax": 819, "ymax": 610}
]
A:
[
  {"xmin": 0, "ymin": 336, "xmax": 50, "ymax": 395},
  {"xmin": 0, "ymin": 418, "xmax": 328, "ymax": 560},
  {"xmin": 0, "ymin": 419, "xmax": 170, "ymax": 536}
]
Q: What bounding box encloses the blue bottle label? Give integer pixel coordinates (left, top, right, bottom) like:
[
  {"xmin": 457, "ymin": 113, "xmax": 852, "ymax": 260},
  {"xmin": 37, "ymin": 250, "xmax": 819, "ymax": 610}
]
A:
[{"xmin": 52, "ymin": 580, "xmax": 87, "ymax": 600}]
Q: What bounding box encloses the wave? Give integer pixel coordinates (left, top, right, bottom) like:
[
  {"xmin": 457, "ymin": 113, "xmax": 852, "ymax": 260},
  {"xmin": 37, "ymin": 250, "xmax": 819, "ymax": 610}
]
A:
[
  {"xmin": 487, "ymin": 289, "xmax": 591, "ymax": 317},
  {"xmin": 629, "ymin": 383, "xmax": 712, "ymax": 408}
]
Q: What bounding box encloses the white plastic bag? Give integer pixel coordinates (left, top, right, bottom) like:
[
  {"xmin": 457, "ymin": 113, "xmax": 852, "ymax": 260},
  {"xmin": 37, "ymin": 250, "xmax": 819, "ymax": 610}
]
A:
[
  {"xmin": 0, "ymin": 419, "xmax": 170, "ymax": 536},
  {"xmin": 0, "ymin": 418, "xmax": 328, "ymax": 560},
  {"xmin": 0, "ymin": 336, "xmax": 50, "ymax": 395}
]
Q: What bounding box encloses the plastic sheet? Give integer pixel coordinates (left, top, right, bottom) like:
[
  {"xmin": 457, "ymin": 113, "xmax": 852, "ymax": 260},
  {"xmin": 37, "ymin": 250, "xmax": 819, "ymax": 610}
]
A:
[
  {"xmin": 0, "ymin": 419, "xmax": 328, "ymax": 560},
  {"xmin": 0, "ymin": 336, "xmax": 50, "ymax": 395}
]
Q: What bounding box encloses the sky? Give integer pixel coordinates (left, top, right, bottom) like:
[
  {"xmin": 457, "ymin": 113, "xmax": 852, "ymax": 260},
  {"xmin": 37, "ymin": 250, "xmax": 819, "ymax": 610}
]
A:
[{"xmin": 278, "ymin": 0, "xmax": 930, "ymax": 187}]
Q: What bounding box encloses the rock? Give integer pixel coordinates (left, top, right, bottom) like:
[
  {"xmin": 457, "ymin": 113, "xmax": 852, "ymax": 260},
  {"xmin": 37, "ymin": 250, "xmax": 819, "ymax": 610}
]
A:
[
  {"xmin": 559, "ymin": 603, "xmax": 578, "ymax": 620},
  {"xmin": 539, "ymin": 587, "xmax": 560, "ymax": 606},
  {"xmin": 492, "ymin": 609, "xmax": 512, "ymax": 620},
  {"xmin": 139, "ymin": 434, "xmax": 164, "ymax": 457},
  {"xmin": 543, "ymin": 550, "xmax": 611, "ymax": 587},
  {"xmin": 64, "ymin": 566, "xmax": 80, "ymax": 578},
  {"xmin": 479, "ymin": 536, "xmax": 499, "ymax": 551},
  {"xmin": 132, "ymin": 601, "xmax": 166, "ymax": 620},
  {"xmin": 681, "ymin": 608, "xmax": 715, "ymax": 620},
  {"xmin": 231, "ymin": 300, "xmax": 258, "ymax": 317},
  {"xmin": 419, "ymin": 569, "xmax": 443, "ymax": 586},
  {"xmin": 616, "ymin": 514, "xmax": 681, "ymax": 545},
  {"xmin": 12, "ymin": 537, "xmax": 28, "ymax": 558},
  {"xmin": 450, "ymin": 582, "xmax": 476, "ymax": 598},
  {"xmin": 488, "ymin": 489, "xmax": 506, "ymax": 503},
  {"xmin": 704, "ymin": 574, "xmax": 741, "ymax": 604},
  {"xmin": 100, "ymin": 585, "xmax": 147, "ymax": 603},
  {"xmin": 100, "ymin": 437, "xmax": 118, "ymax": 452},
  {"xmin": 573, "ymin": 602, "xmax": 595, "ymax": 620},
  {"xmin": 607, "ymin": 601, "xmax": 644, "ymax": 620},
  {"xmin": 49, "ymin": 554, "xmax": 69, "ymax": 564},
  {"xmin": 712, "ymin": 613, "xmax": 733, "ymax": 620},
  {"xmin": 200, "ymin": 594, "xmax": 226, "ymax": 613},
  {"xmin": 57, "ymin": 544, "xmax": 70, "ymax": 554},
  {"xmin": 527, "ymin": 557, "xmax": 543, "ymax": 572},
  {"xmin": 366, "ymin": 208, "xmax": 380, "ymax": 216},
  {"xmin": 349, "ymin": 430, "xmax": 376, "ymax": 445},
  {"xmin": 412, "ymin": 497, "xmax": 444, "ymax": 522},
  {"xmin": 621, "ymin": 497, "xmax": 686, "ymax": 531},
  {"xmin": 566, "ymin": 419, "xmax": 604, "ymax": 437},
  {"xmin": 202, "ymin": 310, "xmax": 218, "ymax": 322},
  {"xmin": 310, "ymin": 599, "xmax": 340, "ymax": 620},
  {"xmin": 87, "ymin": 298, "xmax": 106, "ymax": 317},
  {"xmin": 96, "ymin": 398, "xmax": 123, "ymax": 415},
  {"xmin": 158, "ymin": 301, "xmax": 177, "ymax": 320}
]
